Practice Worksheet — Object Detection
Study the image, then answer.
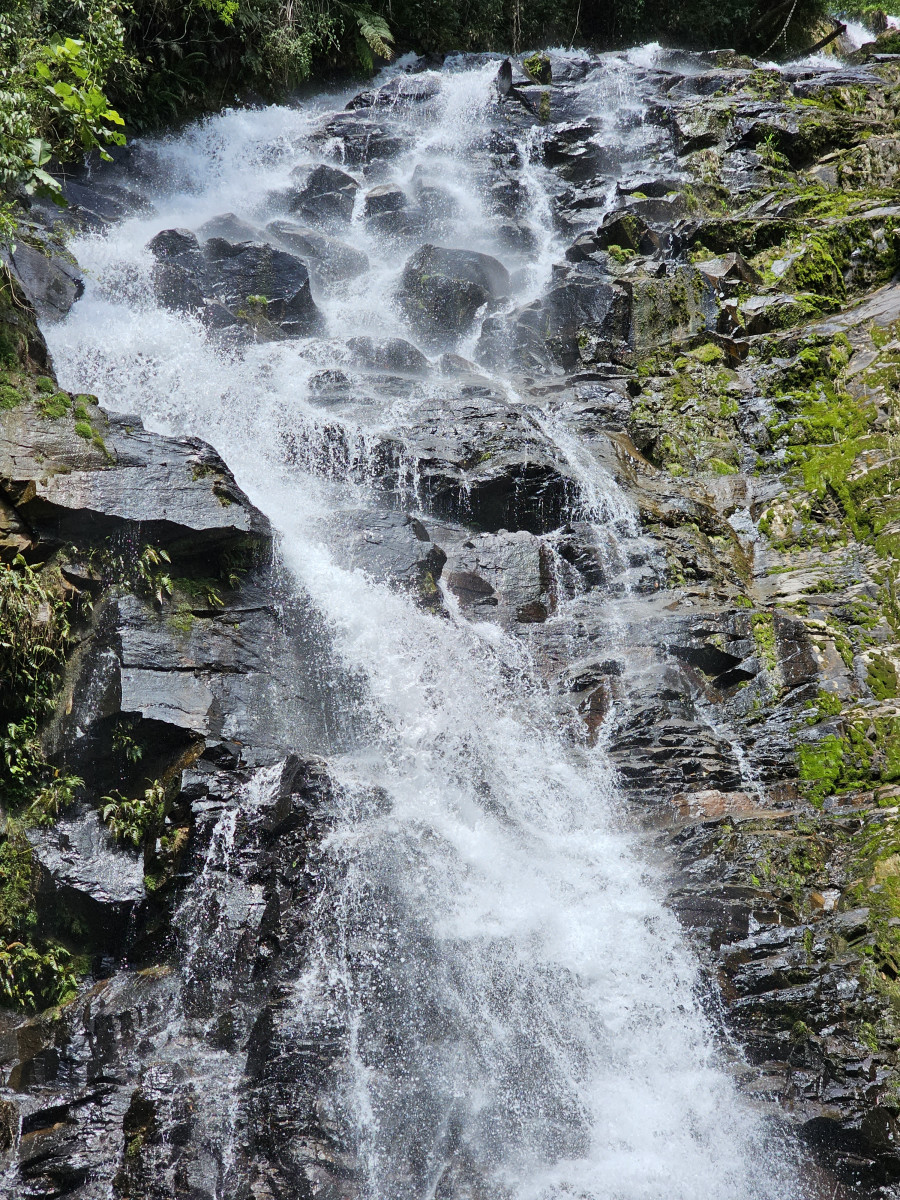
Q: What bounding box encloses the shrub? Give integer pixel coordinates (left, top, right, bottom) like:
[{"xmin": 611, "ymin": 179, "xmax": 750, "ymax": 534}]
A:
[{"xmin": 102, "ymin": 780, "xmax": 165, "ymax": 848}]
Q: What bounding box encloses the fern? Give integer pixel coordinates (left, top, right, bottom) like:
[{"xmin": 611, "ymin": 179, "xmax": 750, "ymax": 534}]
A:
[{"xmin": 340, "ymin": 3, "xmax": 394, "ymax": 61}]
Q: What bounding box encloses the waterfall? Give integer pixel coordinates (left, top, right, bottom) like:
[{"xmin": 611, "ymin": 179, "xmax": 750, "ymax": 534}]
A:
[{"xmin": 45, "ymin": 50, "xmax": 803, "ymax": 1200}]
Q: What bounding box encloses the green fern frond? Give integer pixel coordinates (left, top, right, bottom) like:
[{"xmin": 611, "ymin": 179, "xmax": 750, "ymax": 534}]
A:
[{"xmin": 342, "ymin": 4, "xmax": 394, "ymax": 60}]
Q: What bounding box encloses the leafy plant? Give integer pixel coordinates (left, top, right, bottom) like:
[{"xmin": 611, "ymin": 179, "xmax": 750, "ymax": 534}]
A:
[
  {"xmin": 1, "ymin": 5, "xmax": 129, "ymax": 200},
  {"xmin": 0, "ymin": 553, "xmax": 83, "ymax": 821},
  {"xmin": 0, "ymin": 938, "xmax": 77, "ymax": 1010},
  {"xmin": 112, "ymin": 717, "xmax": 143, "ymax": 763},
  {"xmin": 102, "ymin": 780, "xmax": 165, "ymax": 848},
  {"xmin": 137, "ymin": 544, "xmax": 172, "ymax": 605}
]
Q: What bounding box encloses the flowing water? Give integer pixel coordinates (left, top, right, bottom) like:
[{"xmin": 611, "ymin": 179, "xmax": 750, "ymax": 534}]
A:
[{"xmin": 46, "ymin": 49, "xmax": 803, "ymax": 1200}]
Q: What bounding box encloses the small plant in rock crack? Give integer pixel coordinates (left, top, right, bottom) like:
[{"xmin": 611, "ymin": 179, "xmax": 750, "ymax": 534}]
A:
[
  {"xmin": 137, "ymin": 545, "xmax": 172, "ymax": 606},
  {"xmin": 101, "ymin": 780, "xmax": 165, "ymax": 849},
  {"xmin": 756, "ymin": 130, "xmax": 788, "ymax": 168},
  {"xmin": 111, "ymin": 717, "xmax": 142, "ymax": 763}
]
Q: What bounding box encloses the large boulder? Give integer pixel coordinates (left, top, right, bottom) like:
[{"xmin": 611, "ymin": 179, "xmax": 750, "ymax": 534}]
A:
[
  {"xmin": 347, "ymin": 336, "xmax": 429, "ymax": 375},
  {"xmin": 364, "ymin": 183, "xmax": 406, "ymax": 217},
  {"xmin": 202, "ymin": 239, "xmax": 321, "ymax": 330},
  {"xmin": 196, "ymin": 212, "xmax": 262, "ymax": 243},
  {"xmin": 2, "ymin": 240, "xmax": 84, "ymax": 322},
  {"xmin": 289, "ymin": 164, "xmax": 360, "ymax": 225},
  {"xmin": 397, "ymin": 244, "xmax": 510, "ymax": 347},
  {"xmin": 146, "ymin": 230, "xmax": 322, "ymax": 333}
]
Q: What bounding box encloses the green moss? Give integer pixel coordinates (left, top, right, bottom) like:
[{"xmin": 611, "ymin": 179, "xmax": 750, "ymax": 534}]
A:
[
  {"xmin": 37, "ymin": 391, "xmax": 71, "ymax": 419},
  {"xmin": 0, "ymin": 384, "xmax": 21, "ymax": 410},
  {"xmin": 606, "ymin": 244, "xmax": 636, "ymax": 264},
  {"xmin": 806, "ymin": 688, "xmax": 843, "ymax": 721},
  {"xmin": 709, "ymin": 457, "xmax": 738, "ymax": 475},
  {"xmin": 689, "ymin": 342, "xmax": 724, "ymax": 364},
  {"xmin": 752, "ymin": 612, "xmax": 778, "ymax": 672},
  {"xmin": 868, "ymin": 654, "xmax": 899, "ymax": 701},
  {"xmin": 0, "ymin": 324, "xmax": 18, "ymax": 368},
  {"xmin": 74, "ymin": 420, "xmax": 93, "ymax": 440},
  {"xmin": 34, "ymin": 375, "xmax": 55, "ymax": 394},
  {"xmin": 167, "ymin": 605, "xmax": 195, "ymax": 635},
  {"xmin": 798, "ymin": 733, "xmax": 845, "ymax": 805}
]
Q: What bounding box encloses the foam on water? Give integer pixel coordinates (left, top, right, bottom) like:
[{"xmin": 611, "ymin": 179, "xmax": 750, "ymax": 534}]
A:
[{"xmin": 46, "ymin": 54, "xmax": 802, "ymax": 1200}]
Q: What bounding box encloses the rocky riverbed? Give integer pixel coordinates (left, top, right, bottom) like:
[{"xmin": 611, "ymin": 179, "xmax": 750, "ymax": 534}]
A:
[{"xmin": 4, "ymin": 40, "xmax": 900, "ymax": 1200}]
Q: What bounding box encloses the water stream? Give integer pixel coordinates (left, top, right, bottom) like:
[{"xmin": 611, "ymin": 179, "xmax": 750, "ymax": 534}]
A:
[{"xmin": 46, "ymin": 50, "xmax": 803, "ymax": 1200}]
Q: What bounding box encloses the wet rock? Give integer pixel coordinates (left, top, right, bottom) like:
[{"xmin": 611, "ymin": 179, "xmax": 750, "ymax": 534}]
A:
[
  {"xmin": 289, "ymin": 163, "xmax": 360, "ymax": 224},
  {"xmin": 2, "ymin": 240, "xmax": 84, "ymax": 322},
  {"xmin": 444, "ymin": 530, "xmax": 555, "ymax": 624},
  {"xmin": 265, "ymin": 219, "xmax": 369, "ymax": 283},
  {"xmin": 0, "ymin": 402, "xmax": 267, "ymax": 548},
  {"xmin": 366, "ymin": 207, "xmax": 428, "ymax": 241},
  {"xmin": 397, "ymin": 244, "xmax": 510, "ymax": 346},
  {"xmin": 146, "ymin": 227, "xmax": 201, "ymax": 260},
  {"xmin": 196, "ymin": 211, "xmax": 262, "ymax": 243},
  {"xmin": 316, "ymin": 115, "xmax": 408, "ymax": 166},
  {"xmin": 347, "ymin": 335, "xmax": 429, "ymax": 374},
  {"xmin": 341, "ymin": 510, "xmax": 447, "ymax": 608},
  {"xmin": 347, "ymin": 74, "xmax": 441, "ymax": 110},
  {"xmin": 152, "ymin": 261, "xmax": 205, "ymax": 313},
  {"xmin": 146, "ymin": 230, "xmax": 322, "ymax": 331},
  {"xmin": 202, "ymin": 239, "xmax": 322, "ymax": 330},
  {"xmin": 364, "ymin": 182, "xmax": 406, "ymax": 215},
  {"xmin": 378, "ymin": 392, "xmax": 577, "ymax": 534},
  {"xmin": 28, "ymin": 810, "xmax": 145, "ymax": 951}
]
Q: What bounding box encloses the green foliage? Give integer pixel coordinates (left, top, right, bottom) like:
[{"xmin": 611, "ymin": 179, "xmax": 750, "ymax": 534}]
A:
[
  {"xmin": 1, "ymin": 5, "xmax": 128, "ymax": 200},
  {"xmin": 112, "ymin": 717, "xmax": 143, "ymax": 763},
  {"xmin": 751, "ymin": 612, "xmax": 778, "ymax": 671},
  {"xmin": 0, "ymin": 938, "xmax": 77, "ymax": 1010},
  {"xmin": 0, "ymin": 554, "xmax": 82, "ymax": 821},
  {"xmin": 0, "ymin": 824, "xmax": 35, "ymax": 933},
  {"xmin": 136, "ymin": 544, "xmax": 172, "ymax": 606},
  {"xmin": 0, "ymin": 820, "xmax": 79, "ymax": 1011},
  {"xmin": 102, "ymin": 780, "xmax": 165, "ymax": 848}
]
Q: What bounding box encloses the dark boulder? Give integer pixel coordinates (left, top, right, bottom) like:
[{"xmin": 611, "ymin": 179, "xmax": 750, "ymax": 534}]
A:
[
  {"xmin": 315, "ymin": 116, "xmax": 409, "ymax": 166},
  {"xmin": 397, "ymin": 244, "xmax": 510, "ymax": 346},
  {"xmin": 347, "ymin": 75, "xmax": 441, "ymax": 109},
  {"xmin": 146, "ymin": 227, "xmax": 201, "ymax": 260},
  {"xmin": 2, "ymin": 241, "xmax": 84, "ymax": 322},
  {"xmin": 152, "ymin": 261, "xmax": 205, "ymax": 313},
  {"xmin": 196, "ymin": 212, "xmax": 262, "ymax": 243},
  {"xmin": 366, "ymin": 208, "xmax": 428, "ymax": 241},
  {"xmin": 203, "ymin": 241, "xmax": 321, "ymax": 329},
  {"xmin": 145, "ymin": 230, "xmax": 322, "ymax": 332},
  {"xmin": 363, "ymin": 183, "xmax": 406, "ymax": 216},
  {"xmin": 289, "ymin": 163, "xmax": 360, "ymax": 224},
  {"xmin": 341, "ymin": 511, "xmax": 447, "ymax": 608}
]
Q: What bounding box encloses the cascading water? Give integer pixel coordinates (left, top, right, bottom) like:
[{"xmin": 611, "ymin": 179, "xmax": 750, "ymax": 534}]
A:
[{"xmin": 44, "ymin": 50, "xmax": 805, "ymax": 1200}]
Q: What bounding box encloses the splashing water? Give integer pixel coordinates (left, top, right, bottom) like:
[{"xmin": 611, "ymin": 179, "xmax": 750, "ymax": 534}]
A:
[{"xmin": 46, "ymin": 52, "xmax": 803, "ymax": 1200}]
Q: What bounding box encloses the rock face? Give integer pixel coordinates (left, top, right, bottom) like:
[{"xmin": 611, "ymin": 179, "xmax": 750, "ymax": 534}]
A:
[{"xmin": 9, "ymin": 44, "xmax": 900, "ymax": 1200}]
